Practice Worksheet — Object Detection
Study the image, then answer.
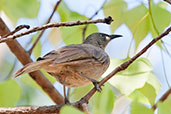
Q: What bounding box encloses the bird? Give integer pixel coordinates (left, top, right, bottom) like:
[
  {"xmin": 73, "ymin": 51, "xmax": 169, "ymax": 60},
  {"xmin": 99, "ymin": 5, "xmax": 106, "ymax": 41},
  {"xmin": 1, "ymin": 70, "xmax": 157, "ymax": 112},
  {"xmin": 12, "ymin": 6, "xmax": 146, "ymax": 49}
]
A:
[{"xmin": 15, "ymin": 32, "xmax": 122, "ymax": 103}]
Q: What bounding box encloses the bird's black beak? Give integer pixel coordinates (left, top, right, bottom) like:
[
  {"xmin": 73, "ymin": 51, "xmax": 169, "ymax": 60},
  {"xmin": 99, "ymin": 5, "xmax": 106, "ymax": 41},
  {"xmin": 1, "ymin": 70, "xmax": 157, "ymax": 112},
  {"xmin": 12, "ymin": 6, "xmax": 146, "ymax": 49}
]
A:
[{"xmin": 109, "ymin": 34, "xmax": 122, "ymax": 39}]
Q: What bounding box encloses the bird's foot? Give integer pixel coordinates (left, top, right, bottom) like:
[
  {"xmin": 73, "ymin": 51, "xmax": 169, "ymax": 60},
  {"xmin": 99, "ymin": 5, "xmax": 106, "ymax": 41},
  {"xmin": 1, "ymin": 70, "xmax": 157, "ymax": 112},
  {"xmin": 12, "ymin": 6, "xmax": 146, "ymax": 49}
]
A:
[
  {"xmin": 92, "ymin": 81, "xmax": 102, "ymax": 92},
  {"xmin": 64, "ymin": 97, "xmax": 71, "ymax": 104}
]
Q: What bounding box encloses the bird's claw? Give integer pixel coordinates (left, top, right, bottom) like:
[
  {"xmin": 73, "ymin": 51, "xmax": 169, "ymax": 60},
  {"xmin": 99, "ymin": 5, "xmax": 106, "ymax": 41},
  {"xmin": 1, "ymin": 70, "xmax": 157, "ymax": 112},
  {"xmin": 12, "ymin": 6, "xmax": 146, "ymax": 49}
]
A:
[
  {"xmin": 64, "ymin": 97, "xmax": 70, "ymax": 104},
  {"xmin": 93, "ymin": 81, "xmax": 102, "ymax": 92}
]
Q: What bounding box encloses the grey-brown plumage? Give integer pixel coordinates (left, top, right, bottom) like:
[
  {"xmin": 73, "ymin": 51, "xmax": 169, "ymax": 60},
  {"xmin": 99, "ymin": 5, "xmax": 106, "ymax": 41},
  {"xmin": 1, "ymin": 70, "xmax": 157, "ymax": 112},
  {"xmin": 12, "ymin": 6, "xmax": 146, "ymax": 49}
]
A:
[{"xmin": 15, "ymin": 33, "xmax": 122, "ymax": 88}]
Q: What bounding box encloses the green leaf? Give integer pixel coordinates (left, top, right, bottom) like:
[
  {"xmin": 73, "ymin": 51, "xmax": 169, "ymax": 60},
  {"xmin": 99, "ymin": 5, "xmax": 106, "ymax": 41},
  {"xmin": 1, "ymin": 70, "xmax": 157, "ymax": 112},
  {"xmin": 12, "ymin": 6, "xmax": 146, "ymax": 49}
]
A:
[
  {"xmin": 58, "ymin": 1, "xmax": 98, "ymax": 45},
  {"xmin": 124, "ymin": 4, "xmax": 150, "ymax": 49},
  {"xmin": 131, "ymin": 101, "xmax": 154, "ymax": 114},
  {"xmin": 92, "ymin": 84, "xmax": 115, "ymax": 114},
  {"xmin": 129, "ymin": 90, "xmax": 150, "ymax": 105},
  {"xmin": 0, "ymin": 80, "xmax": 21, "ymax": 107},
  {"xmin": 108, "ymin": 58, "xmax": 161, "ymax": 97},
  {"xmin": 138, "ymin": 83, "xmax": 156, "ymax": 105},
  {"xmin": 0, "ymin": 58, "xmax": 13, "ymax": 80},
  {"xmin": 158, "ymin": 94, "xmax": 171, "ymax": 114},
  {"xmin": 150, "ymin": 2, "xmax": 171, "ymax": 38},
  {"xmin": 60, "ymin": 105, "xmax": 83, "ymax": 114},
  {"xmin": 119, "ymin": 57, "xmax": 152, "ymax": 76},
  {"xmin": 103, "ymin": 0, "xmax": 127, "ymax": 32},
  {"xmin": 0, "ymin": 0, "xmax": 40, "ymax": 23},
  {"xmin": 129, "ymin": 74, "xmax": 161, "ymax": 106},
  {"xmin": 70, "ymin": 85, "xmax": 92, "ymax": 101}
]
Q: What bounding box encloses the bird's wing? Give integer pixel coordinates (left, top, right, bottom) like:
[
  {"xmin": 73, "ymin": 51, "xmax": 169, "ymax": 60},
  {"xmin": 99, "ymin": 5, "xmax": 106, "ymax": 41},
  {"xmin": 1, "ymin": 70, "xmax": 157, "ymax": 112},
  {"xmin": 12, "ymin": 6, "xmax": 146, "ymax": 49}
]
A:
[{"xmin": 38, "ymin": 44, "xmax": 109, "ymax": 64}]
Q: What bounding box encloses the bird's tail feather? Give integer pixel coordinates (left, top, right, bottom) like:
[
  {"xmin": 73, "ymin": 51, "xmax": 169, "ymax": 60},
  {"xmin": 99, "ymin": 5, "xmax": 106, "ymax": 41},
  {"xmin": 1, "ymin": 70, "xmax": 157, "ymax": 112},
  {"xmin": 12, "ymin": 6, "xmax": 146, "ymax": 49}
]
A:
[{"xmin": 15, "ymin": 59, "xmax": 52, "ymax": 77}]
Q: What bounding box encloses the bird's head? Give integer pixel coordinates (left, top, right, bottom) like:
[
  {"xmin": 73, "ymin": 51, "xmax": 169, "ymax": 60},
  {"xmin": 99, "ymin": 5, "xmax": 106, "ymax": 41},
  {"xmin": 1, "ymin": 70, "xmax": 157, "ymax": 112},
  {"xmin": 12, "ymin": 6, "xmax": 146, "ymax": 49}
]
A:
[{"xmin": 83, "ymin": 32, "xmax": 122, "ymax": 49}]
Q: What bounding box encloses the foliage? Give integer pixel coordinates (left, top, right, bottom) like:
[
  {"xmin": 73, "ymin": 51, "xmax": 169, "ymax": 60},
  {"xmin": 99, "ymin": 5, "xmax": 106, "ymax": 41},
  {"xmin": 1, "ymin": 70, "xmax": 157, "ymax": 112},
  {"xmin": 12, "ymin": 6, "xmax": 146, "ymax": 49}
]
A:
[{"xmin": 0, "ymin": 0, "xmax": 170, "ymax": 113}]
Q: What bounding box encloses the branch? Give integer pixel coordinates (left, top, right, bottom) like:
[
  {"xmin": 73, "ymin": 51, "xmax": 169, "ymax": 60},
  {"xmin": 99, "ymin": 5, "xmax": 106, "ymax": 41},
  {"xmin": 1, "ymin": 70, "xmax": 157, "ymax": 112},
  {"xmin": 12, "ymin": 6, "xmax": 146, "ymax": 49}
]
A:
[
  {"xmin": 76, "ymin": 26, "xmax": 171, "ymax": 105},
  {"xmin": 164, "ymin": 0, "xmax": 171, "ymax": 4},
  {"xmin": 28, "ymin": 0, "xmax": 62, "ymax": 55},
  {"xmin": 1, "ymin": 25, "xmax": 30, "ymax": 38},
  {"xmin": 152, "ymin": 88, "xmax": 171, "ymax": 110},
  {"xmin": 0, "ymin": 105, "xmax": 62, "ymax": 114},
  {"xmin": 0, "ymin": 18, "xmax": 64, "ymax": 104},
  {"xmin": 0, "ymin": 16, "xmax": 113, "ymax": 43},
  {"xmin": 0, "ymin": 102, "xmax": 90, "ymax": 114}
]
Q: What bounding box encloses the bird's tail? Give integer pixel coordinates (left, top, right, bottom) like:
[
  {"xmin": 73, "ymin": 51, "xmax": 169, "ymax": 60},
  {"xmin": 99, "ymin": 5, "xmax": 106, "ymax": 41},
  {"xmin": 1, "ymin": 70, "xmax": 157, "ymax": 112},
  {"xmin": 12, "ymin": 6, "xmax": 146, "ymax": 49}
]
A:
[{"xmin": 15, "ymin": 59, "xmax": 52, "ymax": 77}]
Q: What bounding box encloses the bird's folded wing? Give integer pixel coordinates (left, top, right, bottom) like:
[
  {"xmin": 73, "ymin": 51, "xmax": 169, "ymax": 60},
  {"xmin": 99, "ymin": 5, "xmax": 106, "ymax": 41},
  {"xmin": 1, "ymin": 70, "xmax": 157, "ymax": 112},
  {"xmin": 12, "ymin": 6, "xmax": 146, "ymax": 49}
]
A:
[{"xmin": 40, "ymin": 44, "xmax": 108, "ymax": 64}]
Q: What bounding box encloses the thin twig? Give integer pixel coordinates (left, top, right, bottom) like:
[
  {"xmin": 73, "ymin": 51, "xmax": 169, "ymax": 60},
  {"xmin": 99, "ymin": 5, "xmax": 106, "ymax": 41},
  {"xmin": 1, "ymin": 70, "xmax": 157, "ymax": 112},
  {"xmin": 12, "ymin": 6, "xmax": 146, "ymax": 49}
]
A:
[
  {"xmin": 152, "ymin": 88, "xmax": 171, "ymax": 110},
  {"xmin": 1, "ymin": 25, "xmax": 30, "ymax": 38},
  {"xmin": 75, "ymin": 26, "xmax": 171, "ymax": 107},
  {"xmin": 82, "ymin": 0, "xmax": 107, "ymax": 40},
  {"xmin": 28, "ymin": 0, "xmax": 62, "ymax": 55},
  {"xmin": 160, "ymin": 47, "xmax": 171, "ymax": 87},
  {"xmin": 0, "ymin": 16, "xmax": 113, "ymax": 43}
]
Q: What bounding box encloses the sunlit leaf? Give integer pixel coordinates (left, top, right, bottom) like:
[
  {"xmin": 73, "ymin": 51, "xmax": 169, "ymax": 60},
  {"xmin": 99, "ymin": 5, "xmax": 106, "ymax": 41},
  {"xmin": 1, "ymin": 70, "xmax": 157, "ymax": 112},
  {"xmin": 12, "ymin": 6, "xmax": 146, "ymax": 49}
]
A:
[
  {"xmin": 108, "ymin": 58, "xmax": 161, "ymax": 98},
  {"xmin": 60, "ymin": 105, "xmax": 83, "ymax": 114},
  {"xmin": 158, "ymin": 94, "xmax": 171, "ymax": 114},
  {"xmin": 129, "ymin": 73, "xmax": 161, "ymax": 106},
  {"xmin": 92, "ymin": 84, "xmax": 115, "ymax": 114},
  {"xmin": 150, "ymin": 2, "xmax": 171, "ymax": 38},
  {"xmin": 103, "ymin": 0, "xmax": 127, "ymax": 32},
  {"xmin": 47, "ymin": 28, "xmax": 61, "ymax": 47},
  {"xmin": 131, "ymin": 101, "xmax": 154, "ymax": 114},
  {"xmin": 129, "ymin": 90, "xmax": 150, "ymax": 105},
  {"xmin": 139, "ymin": 83, "xmax": 156, "ymax": 105},
  {"xmin": 124, "ymin": 4, "xmax": 150, "ymax": 49},
  {"xmin": 0, "ymin": 80, "xmax": 21, "ymax": 107},
  {"xmin": 0, "ymin": 0, "xmax": 40, "ymax": 23}
]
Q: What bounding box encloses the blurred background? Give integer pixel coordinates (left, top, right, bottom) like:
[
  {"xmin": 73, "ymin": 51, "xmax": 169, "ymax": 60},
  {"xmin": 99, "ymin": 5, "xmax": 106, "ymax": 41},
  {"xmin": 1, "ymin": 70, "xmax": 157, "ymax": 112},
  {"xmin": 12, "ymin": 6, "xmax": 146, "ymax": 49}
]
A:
[{"xmin": 0, "ymin": 0, "xmax": 171, "ymax": 113}]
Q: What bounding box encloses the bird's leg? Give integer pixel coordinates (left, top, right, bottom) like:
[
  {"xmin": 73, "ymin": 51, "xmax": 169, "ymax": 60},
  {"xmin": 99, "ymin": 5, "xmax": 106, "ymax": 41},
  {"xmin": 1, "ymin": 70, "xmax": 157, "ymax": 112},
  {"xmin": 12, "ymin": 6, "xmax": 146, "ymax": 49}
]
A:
[
  {"xmin": 62, "ymin": 74, "xmax": 70, "ymax": 104},
  {"xmin": 63, "ymin": 85, "xmax": 70, "ymax": 104},
  {"xmin": 67, "ymin": 88, "xmax": 70, "ymax": 99},
  {"xmin": 76, "ymin": 72, "xmax": 102, "ymax": 92}
]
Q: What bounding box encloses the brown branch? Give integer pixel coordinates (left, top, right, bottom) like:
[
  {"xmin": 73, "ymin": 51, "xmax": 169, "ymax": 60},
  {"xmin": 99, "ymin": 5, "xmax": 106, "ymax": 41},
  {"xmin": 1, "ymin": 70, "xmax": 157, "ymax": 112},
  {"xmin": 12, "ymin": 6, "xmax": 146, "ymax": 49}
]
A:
[
  {"xmin": 28, "ymin": 0, "xmax": 62, "ymax": 55},
  {"xmin": 0, "ymin": 18, "xmax": 64, "ymax": 104},
  {"xmin": 164, "ymin": 0, "xmax": 171, "ymax": 4},
  {"xmin": 1, "ymin": 25, "xmax": 30, "ymax": 38},
  {"xmin": 0, "ymin": 16, "xmax": 113, "ymax": 43},
  {"xmin": 0, "ymin": 105, "xmax": 63, "ymax": 114},
  {"xmin": 76, "ymin": 26, "xmax": 171, "ymax": 105},
  {"xmin": 0, "ymin": 102, "xmax": 90, "ymax": 114},
  {"xmin": 152, "ymin": 88, "xmax": 171, "ymax": 110}
]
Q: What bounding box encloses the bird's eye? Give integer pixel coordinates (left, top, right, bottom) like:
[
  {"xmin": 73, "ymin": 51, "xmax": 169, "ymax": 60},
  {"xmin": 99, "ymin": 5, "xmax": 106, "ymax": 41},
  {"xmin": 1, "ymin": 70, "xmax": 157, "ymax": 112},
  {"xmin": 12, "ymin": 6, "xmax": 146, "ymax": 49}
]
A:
[{"xmin": 100, "ymin": 34, "xmax": 104, "ymax": 37}]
